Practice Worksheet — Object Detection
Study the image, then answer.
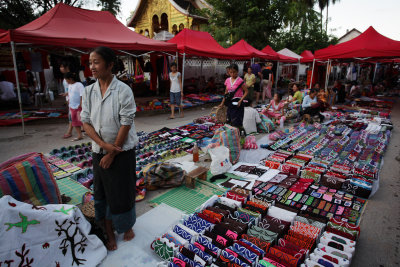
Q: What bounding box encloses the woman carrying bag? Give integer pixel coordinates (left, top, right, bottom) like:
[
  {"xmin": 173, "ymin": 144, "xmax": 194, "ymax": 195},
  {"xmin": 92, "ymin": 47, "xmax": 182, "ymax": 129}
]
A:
[{"xmin": 219, "ymin": 64, "xmax": 248, "ymax": 128}]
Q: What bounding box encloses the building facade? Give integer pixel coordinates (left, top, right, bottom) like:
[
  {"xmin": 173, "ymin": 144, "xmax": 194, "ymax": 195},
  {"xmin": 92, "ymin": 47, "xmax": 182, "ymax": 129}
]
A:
[{"xmin": 127, "ymin": 0, "xmax": 209, "ymax": 39}]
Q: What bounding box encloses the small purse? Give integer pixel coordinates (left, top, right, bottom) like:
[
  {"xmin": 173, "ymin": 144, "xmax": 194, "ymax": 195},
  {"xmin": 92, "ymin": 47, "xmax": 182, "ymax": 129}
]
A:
[
  {"xmin": 151, "ymin": 238, "xmax": 176, "ymax": 261},
  {"xmin": 224, "ymin": 81, "xmax": 244, "ymax": 106}
]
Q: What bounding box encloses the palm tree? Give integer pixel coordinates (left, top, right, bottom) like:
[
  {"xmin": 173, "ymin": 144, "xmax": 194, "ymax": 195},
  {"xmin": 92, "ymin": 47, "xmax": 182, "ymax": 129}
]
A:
[
  {"xmin": 325, "ymin": 0, "xmax": 339, "ymax": 32},
  {"xmin": 317, "ymin": 0, "xmax": 327, "ymax": 32}
]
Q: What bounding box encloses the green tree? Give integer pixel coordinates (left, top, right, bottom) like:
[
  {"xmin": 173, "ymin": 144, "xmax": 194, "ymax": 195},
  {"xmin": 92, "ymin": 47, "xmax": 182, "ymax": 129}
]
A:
[
  {"xmin": 97, "ymin": 0, "xmax": 121, "ymax": 16},
  {"xmin": 270, "ymin": 8, "xmax": 337, "ymax": 54},
  {"xmin": 0, "ymin": 0, "xmax": 121, "ymax": 30},
  {"xmin": 202, "ymin": 0, "xmax": 289, "ymax": 49}
]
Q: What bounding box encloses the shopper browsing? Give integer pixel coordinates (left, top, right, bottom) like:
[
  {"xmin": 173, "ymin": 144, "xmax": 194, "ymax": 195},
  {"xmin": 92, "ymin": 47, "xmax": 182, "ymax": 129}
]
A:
[
  {"xmin": 65, "ymin": 72, "xmax": 84, "ymax": 141},
  {"xmin": 261, "ymin": 62, "xmax": 273, "ymax": 103},
  {"xmin": 219, "ymin": 64, "xmax": 248, "ymax": 128},
  {"xmin": 169, "ymin": 62, "xmax": 183, "ymax": 119}
]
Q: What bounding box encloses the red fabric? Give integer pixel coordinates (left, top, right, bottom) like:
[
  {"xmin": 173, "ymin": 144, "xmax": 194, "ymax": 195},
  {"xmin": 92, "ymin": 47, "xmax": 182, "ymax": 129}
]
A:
[
  {"xmin": 261, "ymin": 45, "xmax": 297, "ymax": 62},
  {"xmin": 168, "ymin": 29, "xmax": 245, "ymax": 59},
  {"xmin": 0, "ymin": 4, "xmax": 176, "ymax": 52},
  {"xmin": 1, "ymin": 70, "xmax": 27, "ymax": 85},
  {"xmin": 315, "ymin": 26, "xmax": 400, "ymax": 59},
  {"xmin": 150, "ymin": 54, "xmax": 157, "ymax": 91},
  {"xmin": 81, "ymin": 54, "xmax": 91, "ymax": 77},
  {"xmin": 226, "ymin": 39, "xmax": 275, "ymax": 60},
  {"xmin": 300, "ymin": 50, "xmax": 314, "ymax": 63},
  {"xmin": 0, "ymin": 29, "xmax": 6, "ymax": 34}
]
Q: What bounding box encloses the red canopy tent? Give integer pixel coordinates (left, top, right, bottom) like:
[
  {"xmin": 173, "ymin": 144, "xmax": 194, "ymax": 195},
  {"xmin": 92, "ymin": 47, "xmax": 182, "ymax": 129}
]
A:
[
  {"xmin": 226, "ymin": 39, "xmax": 276, "ymax": 60},
  {"xmin": 261, "ymin": 45, "xmax": 297, "ymax": 63},
  {"xmin": 300, "ymin": 50, "xmax": 315, "ymax": 63},
  {"xmin": 0, "ymin": 4, "xmax": 177, "ymax": 133},
  {"xmin": 167, "ymin": 29, "xmax": 244, "ymax": 59},
  {"xmin": 315, "ymin": 26, "xmax": 400, "ymax": 60},
  {"xmin": 0, "ymin": 3, "xmax": 176, "ymax": 52}
]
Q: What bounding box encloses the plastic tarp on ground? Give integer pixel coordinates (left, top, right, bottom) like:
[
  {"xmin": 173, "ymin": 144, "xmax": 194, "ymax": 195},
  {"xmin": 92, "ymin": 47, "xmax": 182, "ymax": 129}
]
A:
[
  {"xmin": 167, "ymin": 29, "xmax": 245, "ymax": 59},
  {"xmin": 261, "ymin": 45, "xmax": 297, "ymax": 63},
  {"xmin": 0, "ymin": 3, "xmax": 177, "ymax": 52},
  {"xmin": 315, "ymin": 26, "xmax": 400, "ymax": 60},
  {"xmin": 300, "ymin": 50, "xmax": 315, "ymax": 63},
  {"xmin": 226, "ymin": 39, "xmax": 276, "ymax": 60}
]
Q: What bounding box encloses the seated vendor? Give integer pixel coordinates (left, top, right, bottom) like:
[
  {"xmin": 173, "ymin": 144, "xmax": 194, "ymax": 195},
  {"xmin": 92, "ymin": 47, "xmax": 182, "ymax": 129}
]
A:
[
  {"xmin": 301, "ymin": 89, "xmax": 324, "ymax": 123},
  {"xmin": 243, "ymin": 100, "xmax": 261, "ymax": 135},
  {"xmin": 0, "ymin": 74, "xmax": 17, "ymax": 101},
  {"xmin": 262, "ymin": 93, "xmax": 286, "ymax": 129},
  {"xmin": 288, "ymin": 83, "xmax": 303, "ymax": 105}
]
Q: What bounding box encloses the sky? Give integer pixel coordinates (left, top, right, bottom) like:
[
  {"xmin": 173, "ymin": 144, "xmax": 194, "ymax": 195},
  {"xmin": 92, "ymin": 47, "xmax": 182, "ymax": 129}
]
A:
[{"xmin": 90, "ymin": 0, "xmax": 400, "ymax": 41}]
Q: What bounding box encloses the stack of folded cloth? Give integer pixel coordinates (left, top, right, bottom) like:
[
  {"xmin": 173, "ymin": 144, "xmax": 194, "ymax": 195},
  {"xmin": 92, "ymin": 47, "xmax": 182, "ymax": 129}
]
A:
[{"xmin": 301, "ymin": 218, "xmax": 359, "ymax": 266}]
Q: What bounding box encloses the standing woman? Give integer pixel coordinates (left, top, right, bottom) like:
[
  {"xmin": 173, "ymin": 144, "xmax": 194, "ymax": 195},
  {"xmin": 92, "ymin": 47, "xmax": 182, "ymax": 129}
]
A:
[
  {"xmin": 261, "ymin": 62, "xmax": 273, "ymax": 103},
  {"xmin": 80, "ymin": 47, "xmax": 137, "ymax": 251},
  {"xmin": 219, "ymin": 64, "xmax": 248, "ymax": 128}
]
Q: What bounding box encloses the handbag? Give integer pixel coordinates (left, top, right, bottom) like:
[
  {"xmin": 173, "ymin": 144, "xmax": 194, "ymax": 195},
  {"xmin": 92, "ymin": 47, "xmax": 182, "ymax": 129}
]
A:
[{"xmin": 224, "ymin": 81, "xmax": 244, "ymax": 106}]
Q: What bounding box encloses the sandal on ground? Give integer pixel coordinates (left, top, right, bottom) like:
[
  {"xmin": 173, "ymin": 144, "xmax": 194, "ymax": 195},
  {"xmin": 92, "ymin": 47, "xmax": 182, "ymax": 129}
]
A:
[
  {"xmin": 168, "ymin": 117, "xmax": 175, "ymax": 120},
  {"xmin": 71, "ymin": 137, "xmax": 84, "ymax": 142},
  {"xmin": 63, "ymin": 134, "xmax": 72, "ymax": 139}
]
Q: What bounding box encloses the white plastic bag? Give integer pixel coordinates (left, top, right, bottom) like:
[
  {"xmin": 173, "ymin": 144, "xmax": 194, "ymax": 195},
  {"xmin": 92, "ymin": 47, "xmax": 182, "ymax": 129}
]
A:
[{"xmin": 209, "ymin": 146, "xmax": 232, "ymax": 175}]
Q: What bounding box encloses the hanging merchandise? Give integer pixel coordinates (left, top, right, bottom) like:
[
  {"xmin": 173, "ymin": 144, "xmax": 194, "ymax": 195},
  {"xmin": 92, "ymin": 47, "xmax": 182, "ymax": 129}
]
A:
[
  {"xmin": 135, "ymin": 58, "xmax": 144, "ymax": 83},
  {"xmin": 162, "ymin": 55, "xmax": 170, "ymax": 81},
  {"xmin": 30, "ymin": 52, "xmax": 43, "ymax": 72}
]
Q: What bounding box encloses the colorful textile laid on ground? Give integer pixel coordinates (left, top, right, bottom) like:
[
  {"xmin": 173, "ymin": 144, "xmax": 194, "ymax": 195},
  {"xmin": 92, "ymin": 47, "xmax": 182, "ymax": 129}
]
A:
[
  {"xmin": 44, "ymin": 143, "xmax": 94, "ymax": 205},
  {"xmin": 0, "ymin": 195, "xmax": 107, "ymax": 266},
  {"xmin": 152, "ymin": 194, "xmax": 361, "ymax": 267},
  {"xmin": 149, "ymin": 102, "xmax": 392, "ymax": 266},
  {"xmin": 135, "ymin": 94, "xmax": 223, "ymax": 112},
  {"xmin": 0, "ymin": 109, "xmax": 67, "ymax": 126},
  {"xmin": 0, "ymin": 152, "xmax": 61, "ymax": 205}
]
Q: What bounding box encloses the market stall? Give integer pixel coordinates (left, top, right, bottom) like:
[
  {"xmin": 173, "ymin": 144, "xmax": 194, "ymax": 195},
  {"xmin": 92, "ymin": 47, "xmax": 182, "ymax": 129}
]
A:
[{"xmin": 0, "ymin": 3, "xmax": 177, "ymax": 133}]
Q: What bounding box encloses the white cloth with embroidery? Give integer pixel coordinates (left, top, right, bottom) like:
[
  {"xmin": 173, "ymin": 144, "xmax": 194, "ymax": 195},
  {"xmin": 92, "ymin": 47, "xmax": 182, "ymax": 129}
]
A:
[{"xmin": 0, "ymin": 195, "xmax": 106, "ymax": 266}]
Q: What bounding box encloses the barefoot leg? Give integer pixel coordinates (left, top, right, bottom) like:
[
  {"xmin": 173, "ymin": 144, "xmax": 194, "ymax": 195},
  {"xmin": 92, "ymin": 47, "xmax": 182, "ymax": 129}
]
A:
[
  {"xmin": 104, "ymin": 219, "xmax": 117, "ymax": 251},
  {"xmin": 123, "ymin": 228, "xmax": 135, "ymax": 241}
]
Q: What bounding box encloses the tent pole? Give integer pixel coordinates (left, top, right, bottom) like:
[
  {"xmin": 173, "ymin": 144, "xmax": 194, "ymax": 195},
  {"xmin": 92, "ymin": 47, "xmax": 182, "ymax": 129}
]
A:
[
  {"xmin": 325, "ymin": 60, "xmax": 330, "ymax": 90},
  {"xmin": 275, "ymin": 61, "xmax": 280, "ymax": 92},
  {"xmin": 11, "ymin": 41, "xmax": 25, "ymax": 134},
  {"xmin": 182, "ymin": 53, "xmax": 186, "ymax": 92},
  {"xmin": 297, "ymin": 59, "xmax": 300, "ymax": 82},
  {"xmin": 310, "ymin": 59, "xmax": 315, "ymax": 89},
  {"xmin": 373, "ymin": 63, "xmax": 378, "ymax": 83}
]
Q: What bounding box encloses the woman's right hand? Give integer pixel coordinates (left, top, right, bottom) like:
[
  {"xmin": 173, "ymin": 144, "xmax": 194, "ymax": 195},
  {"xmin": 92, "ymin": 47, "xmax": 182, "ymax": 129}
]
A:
[{"xmin": 102, "ymin": 142, "xmax": 122, "ymax": 155}]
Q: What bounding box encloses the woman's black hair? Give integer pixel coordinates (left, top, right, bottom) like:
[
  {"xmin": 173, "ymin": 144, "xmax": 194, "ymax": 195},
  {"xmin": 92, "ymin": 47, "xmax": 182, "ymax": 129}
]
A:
[
  {"xmin": 170, "ymin": 62, "xmax": 177, "ymax": 68},
  {"xmin": 275, "ymin": 93, "xmax": 282, "ymax": 101},
  {"xmin": 91, "ymin": 46, "xmax": 117, "ymax": 70},
  {"xmin": 64, "ymin": 72, "xmax": 79, "ymax": 82},
  {"xmin": 310, "ymin": 88, "xmax": 317, "ymax": 94},
  {"xmin": 229, "ymin": 63, "xmax": 239, "ymax": 72}
]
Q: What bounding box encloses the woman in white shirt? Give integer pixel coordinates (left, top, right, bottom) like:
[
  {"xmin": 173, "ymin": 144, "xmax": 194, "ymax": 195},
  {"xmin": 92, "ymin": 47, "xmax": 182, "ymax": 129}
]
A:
[
  {"xmin": 81, "ymin": 46, "xmax": 138, "ymax": 251},
  {"xmin": 169, "ymin": 62, "xmax": 183, "ymax": 119}
]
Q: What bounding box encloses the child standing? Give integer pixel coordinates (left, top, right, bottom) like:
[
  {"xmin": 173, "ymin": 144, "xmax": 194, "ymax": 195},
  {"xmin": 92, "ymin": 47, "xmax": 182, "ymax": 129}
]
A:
[
  {"xmin": 169, "ymin": 62, "xmax": 183, "ymax": 119},
  {"xmin": 65, "ymin": 72, "xmax": 84, "ymax": 141}
]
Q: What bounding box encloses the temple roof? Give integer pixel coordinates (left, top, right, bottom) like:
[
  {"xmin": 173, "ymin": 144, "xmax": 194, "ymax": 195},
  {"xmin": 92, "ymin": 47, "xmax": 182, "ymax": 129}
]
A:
[{"xmin": 128, "ymin": 0, "xmax": 208, "ymax": 28}]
